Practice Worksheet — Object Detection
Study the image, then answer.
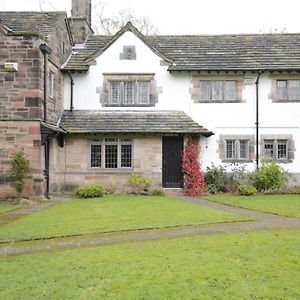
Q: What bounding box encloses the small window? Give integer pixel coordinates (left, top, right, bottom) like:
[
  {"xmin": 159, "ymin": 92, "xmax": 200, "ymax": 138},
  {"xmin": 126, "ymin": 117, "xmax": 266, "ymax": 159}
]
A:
[
  {"xmin": 263, "ymin": 139, "xmax": 288, "ymax": 160},
  {"xmin": 108, "ymin": 81, "xmax": 150, "ymax": 106},
  {"xmin": 276, "ymin": 80, "xmax": 300, "ymax": 101},
  {"xmin": 48, "ymin": 71, "xmax": 54, "ymax": 99},
  {"xmin": 199, "ymin": 80, "xmax": 237, "ymax": 102},
  {"xmin": 225, "ymin": 139, "xmax": 249, "ymax": 160},
  {"xmin": 90, "ymin": 139, "xmax": 133, "ymax": 169}
]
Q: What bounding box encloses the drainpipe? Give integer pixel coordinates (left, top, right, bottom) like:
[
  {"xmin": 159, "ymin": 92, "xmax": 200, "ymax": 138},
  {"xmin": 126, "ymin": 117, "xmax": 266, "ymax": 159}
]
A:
[
  {"xmin": 255, "ymin": 71, "xmax": 262, "ymax": 169},
  {"xmin": 39, "ymin": 44, "xmax": 52, "ymax": 122},
  {"xmin": 67, "ymin": 72, "xmax": 74, "ymax": 111},
  {"xmin": 39, "ymin": 43, "xmax": 52, "ymax": 198}
]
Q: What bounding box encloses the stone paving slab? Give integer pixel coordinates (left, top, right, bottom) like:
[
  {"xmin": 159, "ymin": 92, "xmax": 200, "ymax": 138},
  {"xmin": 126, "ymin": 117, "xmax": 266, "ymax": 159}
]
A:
[{"xmin": 0, "ymin": 196, "xmax": 300, "ymax": 256}]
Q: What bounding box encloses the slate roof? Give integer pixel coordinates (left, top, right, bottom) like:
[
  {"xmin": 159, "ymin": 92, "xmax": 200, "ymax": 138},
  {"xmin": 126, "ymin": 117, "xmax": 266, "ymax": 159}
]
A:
[
  {"xmin": 59, "ymin": 110, "xmax": 213, "ymax": 136},
  {"xmin": 0, "ymin": 11, "xmax": 67, "ymax": 36},
  {"xmin": 63, "ymin": 30, "xmax": 300, "ymax": 72}
]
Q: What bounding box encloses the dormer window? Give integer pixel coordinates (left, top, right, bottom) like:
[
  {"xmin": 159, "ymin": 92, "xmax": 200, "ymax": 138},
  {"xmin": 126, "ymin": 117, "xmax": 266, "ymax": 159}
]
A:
[{"xmin": 109, "ymin": 80, "xmax": 150, "ymax": 106}]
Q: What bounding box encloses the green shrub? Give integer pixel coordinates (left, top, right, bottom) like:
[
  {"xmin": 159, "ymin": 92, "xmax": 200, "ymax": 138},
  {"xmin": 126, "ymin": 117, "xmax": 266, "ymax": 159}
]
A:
[
  {"xmin": 75, "ymin": 184, "xmax": 105, "ymax": 198},
  {"xmin": 250, "ymin": 161, "xmax": 288, "ymax": 192},
  {"xmin": 205, "ymin": 164, "xmax": 230, "ymax": 193},
  {"xmin": 128, "ymin": 172, "xmax": 151, "ymax": 194},
  {"xmin": 284, "ymin": 185, "xmax": 300, "ymax": 194},
  {"xmin": 10, "ymin": 151, "xmax": 31, "ymax": 195},
  {"xmin": 238, "ymin": 184, "xmax": 257, "ymax": 196},
  {"xmin": 149, "ymin": 188, "xmax": 165, "ymax": 196}
]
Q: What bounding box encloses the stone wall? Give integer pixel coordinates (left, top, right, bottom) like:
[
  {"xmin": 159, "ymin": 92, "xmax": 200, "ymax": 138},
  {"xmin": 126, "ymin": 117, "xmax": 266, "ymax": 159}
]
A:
[
  {"xmin": 0, "ymin": 32, "xmax": 43, "ymax": 120},
  {"xmin": 50, "ymin": 135, "xmax": 163, "ymax": 193},
  {"xmin": 0, "ymin": 120, "xmax": 44, "ymax": 198}
]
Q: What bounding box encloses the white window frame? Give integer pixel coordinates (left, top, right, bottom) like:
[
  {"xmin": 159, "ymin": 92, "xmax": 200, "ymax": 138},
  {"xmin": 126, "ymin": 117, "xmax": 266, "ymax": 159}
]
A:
[
  {"xmin": 109, "ymin": 80, "xmax": 150, "ymax": 105},
  {"xmin": 90, "ymin": 139, "xmax": 133, "ymax": 169},
  {"xmin": 263, "ymin": 139, "xmax": 288, "ymax": 161},
  {"xmin": 225, "ymin": 139, "xmax": 249, "ymax": 161},
  {"xmin": 276, "ymin": 79, "xmax": 300, "ymax": 102},
  {"xmin": 200, "ymin": 80, "xmax": 237, "ymax": 102}
]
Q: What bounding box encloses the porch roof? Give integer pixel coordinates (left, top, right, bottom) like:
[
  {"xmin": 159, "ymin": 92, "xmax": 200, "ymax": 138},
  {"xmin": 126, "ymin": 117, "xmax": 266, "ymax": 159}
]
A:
[{"xmin": 59, "ymin": 110, "xmax": 213, "ymax": 136}]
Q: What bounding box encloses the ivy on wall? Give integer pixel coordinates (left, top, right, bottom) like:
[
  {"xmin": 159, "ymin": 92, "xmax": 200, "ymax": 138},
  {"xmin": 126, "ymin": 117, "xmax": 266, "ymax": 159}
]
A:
[{"xmin": 182, "ymin": 137, "xmax": 205, "ymax": 196}]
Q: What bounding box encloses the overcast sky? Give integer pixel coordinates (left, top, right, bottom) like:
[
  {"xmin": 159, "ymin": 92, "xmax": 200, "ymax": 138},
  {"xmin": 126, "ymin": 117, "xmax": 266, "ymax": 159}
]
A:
[{"xmin": 0, "ymin": 0, "xmax": 300, "ymax": 35}]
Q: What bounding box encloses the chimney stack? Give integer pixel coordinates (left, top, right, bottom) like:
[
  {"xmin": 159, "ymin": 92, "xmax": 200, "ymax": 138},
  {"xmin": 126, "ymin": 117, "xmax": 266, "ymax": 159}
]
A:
[{"xmin": 70, "ymin": 0, "xmax": 93, "ymax": 44}]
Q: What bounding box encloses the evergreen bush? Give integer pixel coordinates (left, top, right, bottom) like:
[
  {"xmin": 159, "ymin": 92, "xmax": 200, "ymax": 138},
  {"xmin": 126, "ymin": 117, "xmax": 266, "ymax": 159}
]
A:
[{"xmin": 75, "ymin": 183, "xmax": 105, "ymax": 198}]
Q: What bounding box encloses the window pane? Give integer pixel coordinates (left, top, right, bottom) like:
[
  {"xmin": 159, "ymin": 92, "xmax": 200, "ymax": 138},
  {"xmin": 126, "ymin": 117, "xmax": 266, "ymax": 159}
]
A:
[
  {"xmin": 138, "ymin": 81, "xmax": 150, "ymax": 104},
  {"xmin": 123, "ymin": 81, "xmax": 135, "ymax": 105},
  {"xmin": 239, "ymin": 140, "xmax": 248, "ymax": 159},
  {"xmin": 109, "ymin": 82, "xmax": 121, "ymax": 104},
  {"xmin": 121, "ymin": 139, "xmax": 132, "ymax": 168},
  {"xmin": 277, "ymin": 140, "xmax": 287, "ymax": 160},
  {"xmin": 48, "ymin": 71, "xmax": 54, "ymax": 98},
  {"xmin": 289, "ymin": 80, "xmax": 300, "ymax": 101},
  {"xmin": 277, "ymin": 80, "xmax": 287, "ymax": 101},
  {"xmin": 90, "ymin": 140, "xmax": 101, "ymax": 168},
  {"xmin": 264, "ymin": 140, "xmax": 274, "ymax": 159},
  {"xmin": 225, "ymin": 81, "xmax": 236, "ymax": 101},
  {"xmin": 105, "ymin": 138, "xmax": 118, "ymax": 168},
  {"xmin": 212, "ymin": 81, "xmax": 223, "ymax": 101},
  {"xmin": 226, "ymin": 140, "xmax": 236, "ymax": 159},
  {"xmin": 200, "ymin": 81, "xmax": 211, "ymax": 100}
]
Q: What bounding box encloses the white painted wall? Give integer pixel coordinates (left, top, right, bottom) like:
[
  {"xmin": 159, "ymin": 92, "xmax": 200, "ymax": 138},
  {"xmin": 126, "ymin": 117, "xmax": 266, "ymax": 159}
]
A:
[{"xmin": 63, "ymin": 30, "xmax": 300, "ymax": 177}]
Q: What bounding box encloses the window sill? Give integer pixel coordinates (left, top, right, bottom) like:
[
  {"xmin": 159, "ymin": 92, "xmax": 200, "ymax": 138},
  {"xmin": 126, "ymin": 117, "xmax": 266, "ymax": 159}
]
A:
[
  {"xmin": 263, "ymin": 159, "xmax": 292, "ymax": 164},
  {"xmin": 88, "ymin": 168, "xmax": 133, "ymax": 173},
  {"xmin": 222, "ymin": 159, "xmax": 253, "ymax": 163},
  {"xmin": 196, "ymin": 100, "xmax": 241, "ymax": 104},
  {"xmin": 103, "ymin": 104, "xmax": 155, "ymax": 107},
  {"xmin": 273, "ymin": 100, "xmax": 300, "ymax": 103}
]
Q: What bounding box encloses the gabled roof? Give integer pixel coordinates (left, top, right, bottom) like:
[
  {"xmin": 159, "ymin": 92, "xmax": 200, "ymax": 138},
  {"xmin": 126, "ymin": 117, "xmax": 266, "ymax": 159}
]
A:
[
  {"xmin": 0, "ymin": 11, "xmax": 67, "ymax": 37},
  {"xmin": 59, "ymin": 110, "xmax": 213, "ymax": 136},
  {"xmin": 63, "ymin": 28, "xmax": 300, "ymax": 72},
  {"xmin": 63, "ymin": 22, "xmax": 173, "ymax": 71},
  {"xmin": 148, "ymin": 34, "xmax": 300, "ymax": 71}
]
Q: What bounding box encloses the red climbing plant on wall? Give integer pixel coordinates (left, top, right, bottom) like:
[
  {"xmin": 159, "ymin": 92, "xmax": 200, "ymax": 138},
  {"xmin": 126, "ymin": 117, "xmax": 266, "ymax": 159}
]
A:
[{"xmin": 182, "ymin": 137, "xmax": 205, "ymax": 196}]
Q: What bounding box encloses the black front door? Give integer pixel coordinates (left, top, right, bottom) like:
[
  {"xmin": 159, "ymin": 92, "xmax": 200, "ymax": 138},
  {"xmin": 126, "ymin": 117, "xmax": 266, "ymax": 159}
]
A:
[{"xmin": 162, "ymin": 136, "xmax": 183, "ymax": 188}]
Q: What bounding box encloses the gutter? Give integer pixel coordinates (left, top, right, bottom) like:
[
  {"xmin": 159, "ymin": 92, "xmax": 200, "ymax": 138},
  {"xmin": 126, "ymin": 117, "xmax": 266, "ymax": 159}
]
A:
[{"xmin": 255, "ymin": 70, "xmax": 263, "ymax": 169}]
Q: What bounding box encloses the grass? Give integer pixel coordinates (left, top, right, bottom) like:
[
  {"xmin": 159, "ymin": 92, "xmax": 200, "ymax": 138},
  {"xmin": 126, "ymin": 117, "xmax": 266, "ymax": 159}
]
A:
[
  {"xmin": 0, "ymin": 203, "xmax": 20, "ymax": 214},
  {"xmin": 204, "ymin": 194, "xmax": 300, "ymax": 217},
  {"xmin": 0, "ymin": 195, "xmax": 248, "ymax": 242},
  {"xmin": 0, "ymin": 229, "xmax": 299, "ymax": 299}
]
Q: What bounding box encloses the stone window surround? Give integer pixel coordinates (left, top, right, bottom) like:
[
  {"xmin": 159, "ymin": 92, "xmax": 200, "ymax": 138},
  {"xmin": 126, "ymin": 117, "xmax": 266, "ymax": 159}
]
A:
[
  {"xmin": 101, "ymin": 73, "xmax": 159, "ymax": 107},
  {"xmin": 89, "ymin": 138, "xmax": 133, "ymax": 171},
  {"xmin": 270, "ymin": 74, "xmax": 300, "ymax": 103},
  {"xmin": 218, "ymin": 134, "xmax": 255, "ymax": 162},
  {"xmin": 260, "ymin": 134, "xmax": 295, "ymax": 163},
  {"xmin": 191, "ymin": 75, "xmax": 245, "ymax": 103}
]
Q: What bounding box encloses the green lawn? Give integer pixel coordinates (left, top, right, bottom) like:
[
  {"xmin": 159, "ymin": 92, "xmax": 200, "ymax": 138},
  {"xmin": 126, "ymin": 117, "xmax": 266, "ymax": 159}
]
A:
[
  {"xmin": 0, "ymin": 195, "xmax": 248, "ymax": 242},
  {"xmin": 0, "ymin": 203, "xmax": 20, "ymax": 214},
  {"xmin": 204, "ymin": 194, "xmax": 300, "ymax": 217},
  {"xmin": 0, "ymin": 229, "xmax": 299, "ymax": 299}
]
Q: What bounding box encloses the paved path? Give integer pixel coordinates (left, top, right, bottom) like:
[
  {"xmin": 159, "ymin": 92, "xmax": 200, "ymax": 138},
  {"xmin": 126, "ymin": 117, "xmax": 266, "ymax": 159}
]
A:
[{"xmin": 0, "ymin": 196, "xmax": 300, "ymax": 256}]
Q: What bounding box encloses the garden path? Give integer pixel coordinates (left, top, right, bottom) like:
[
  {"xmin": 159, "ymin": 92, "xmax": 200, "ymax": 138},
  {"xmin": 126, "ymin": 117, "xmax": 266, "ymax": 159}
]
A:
[{"xmin": 0, "ymin": 196, "xmax": 300, "ymax": 256}]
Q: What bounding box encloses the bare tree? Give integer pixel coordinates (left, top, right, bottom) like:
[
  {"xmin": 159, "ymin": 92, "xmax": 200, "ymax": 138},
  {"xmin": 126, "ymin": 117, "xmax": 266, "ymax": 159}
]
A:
[
  {"xmin": 259, "ymin": 24, "xmax": 287, "ymax": 34},
  {"xmin": 93, "ymin": 3, "xmax": 158, "ymax": 35}
]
